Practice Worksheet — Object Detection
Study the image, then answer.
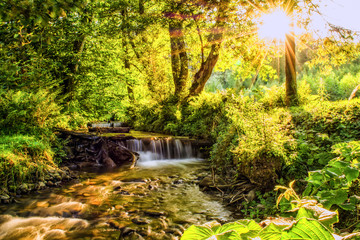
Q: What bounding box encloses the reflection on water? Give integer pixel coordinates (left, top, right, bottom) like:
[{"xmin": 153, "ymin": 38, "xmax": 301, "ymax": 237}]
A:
[{"xmin": 0, "ymin": 158, "xmax": 231, "ymax": 239}]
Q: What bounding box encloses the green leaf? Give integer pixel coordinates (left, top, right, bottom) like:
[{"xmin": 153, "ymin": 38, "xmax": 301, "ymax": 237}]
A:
[
  {"xmin": 216, "ymin": 222, "xmax": 248, "ymax": 236},
  {"xmin": 324, "ymin": 169, "xmax": 339, "ymax": 178},
  {"xmin": 296, "ymin": 207, "xmax": 315, "ymax": 220},
  {"xmin": 307, "ymin": 171, "xmax": 324, "ymax": 186},
  {"xmin": 215, "ymin": 231, "xmax": 242, "ymax": 240},
  {"xmin": 236, "ymin": 220, "xmax": 262, "ymax": 238},
  {"xmin": 260, "ymin": 223, "xmax": 284, "ymax": 240},
  {"xmin": 181, "ymin": 221, "xmax": 243, "ymax": 240},
  {"xmin": 339, "ymin": 203, "xmax": 356, "ymax": 211},
  {"xmin": 330, "ymin": 161, "xmax": 349, "ymax": 169},
  {"xmin": 319, "ymin": 189, "xmax": 348, "ymax": 209},
  {"xmin": 281, "ymin": 218, "xmax": 334, "ymax": 240},
  {"xmin": 181, "ymin": 225, "xmax": 214, "ymax": 240},
  {"xmin": 344, "ymin": 166, "xmax": 359, "ymax": 182}
]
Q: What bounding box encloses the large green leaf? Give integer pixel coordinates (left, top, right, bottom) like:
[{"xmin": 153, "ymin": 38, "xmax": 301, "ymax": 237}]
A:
[
  {"xmin": 296, "ymin": 207, "xmax": 315, "ymax": 220},
  {"xmin": 181, "ymin": 221, "xmax": 243, "ymax": 240},
  {"xmin": 281, "ymin": 218, "xmax": 334, "ymax": 240},
  {"xmin": 296, "ymin": 206, "xmax": 338, "ymax": 231},
  {"xmin": 319, "ymin": 189, "xmax": 348, "ymax": 209},
  {"xmin": 216, "ymin": 222, "xmax": 249, "ymax": 236},
  {"xmin": 344, "ymin": 166, "xmax": 359, "ymax": 182},
  {"xmin": 259, "ymin": 223, "xmax": 285, "ymax": 240},
  {"xmin": 181, "ymin": 225, "xmax": 215, "ymax": 240},
  {"xmin": 214, "ymin": 231, "xmax": 242, "ymax": 240},
  {"xmin": 236, "ymin": 220, "xmax": 262, "ymax": 239}
]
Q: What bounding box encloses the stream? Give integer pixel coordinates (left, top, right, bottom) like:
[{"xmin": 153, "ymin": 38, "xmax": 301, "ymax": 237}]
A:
[{"xmin": 0, "ymin": 138, "xmax": 232, "ymax": 240}]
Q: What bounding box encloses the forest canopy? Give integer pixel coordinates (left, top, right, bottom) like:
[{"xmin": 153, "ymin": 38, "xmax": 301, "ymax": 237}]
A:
[{"xmin": 1, "ymin": 0, "xmax": 359, "ymax": 124}]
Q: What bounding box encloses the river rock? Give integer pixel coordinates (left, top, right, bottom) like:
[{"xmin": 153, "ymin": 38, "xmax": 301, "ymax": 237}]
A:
[
  {"xmin": 245, "ymin": 189, "xmax": 256, "ymax": 202},
  {"xmin": 47, "ymin": 181, "xmax": 54, "ymax": 186},
  {"xmin": 37, "ymin": 181, "xmax": 46, "ymax": 189},
  {"xmin": 119, "ymin": 227, "xmax": 135, "ymax": 237},
  {"xmin": 199, "ymin": 176, "xmax": 226, "ymax": 188},
  {"xmin": 173, "ymin": 179, "xmax": 184, "ymax": 184},
  {"xmin": 115, "ymin": 205, "xmax": 124, "ymax": 210},
  {"xmin": 108, "ymin": 219, "xmax": 123, "ymax": 229},
  {"xmin": 19, "ymin": 183, "xmax": 29, "ymax": 193},
  {"xmin": 77, "ymin": 161, "xmax": 95, "ymax": 169},
  {"xmin": 144, "ymin": 210, "xmax": 166, "ymax": 217},
  {"xmin": 131, "ymin": 217, "xmax": 150, "ymax": 225},
  {"xmin": 165, "ymin": 228, "xmax": 183, "ymax": 236},
  {"xmin": 103, "ymin": 157, "xmax": 117, "ymax": 168},
  {"xmin": 122, "ymin": 232, "xmax": 145, "ymax": 240},
  {"xmin": 0, "ymin": 193, "xmax": 10, "ymax": 200},
  {"xmin": 36, "ymin": 201, "xmax": 49, "ymax": 208},
  {"xmin": 52, "ymin": 173, "xmax": 62, "ymax": 181}
]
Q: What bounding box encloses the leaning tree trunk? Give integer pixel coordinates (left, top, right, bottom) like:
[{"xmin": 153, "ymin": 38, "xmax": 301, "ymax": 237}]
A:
[
  {"xmin": 349, "ymin": 84, "xmax": 360, "ymax": 100},
  {"xmin": 169, "ymin": 19, "xmax": 188, "ymax": 99},
  {"xmin": 187, "ymin": 1, "xmax": 229, "ymax": 98}
]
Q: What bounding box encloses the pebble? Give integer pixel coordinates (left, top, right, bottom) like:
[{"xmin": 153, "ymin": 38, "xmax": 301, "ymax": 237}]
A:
[
  {"xmin": 37, "ymin": 182, "xmax": 46, "ymax": 189},
  {"xmin": 115, "ymin": 205, "xmax": 123, "ymax": 210},
  {"xmin": 108, "ymin": 219, "xmax": 123, "ymax": 229},
  {"xmin": 36, "ymin": 201, "xmax": 49, "ymax": 208},
  {"xmin": 0, "ymin": 194, "xmax": 10, "ymax": 200},
  {"xmin": 144, "ymin": 210, "xmax": 166, "ymax": 217},
  {"xmin": 131, "ymin": 218, "xmax": 150, "ymax": 225}
]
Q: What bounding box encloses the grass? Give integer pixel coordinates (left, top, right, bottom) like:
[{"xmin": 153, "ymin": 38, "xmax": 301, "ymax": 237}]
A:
[{"xmin": 0, "ymin": 135, "xmax": 57, "ymax": 191}]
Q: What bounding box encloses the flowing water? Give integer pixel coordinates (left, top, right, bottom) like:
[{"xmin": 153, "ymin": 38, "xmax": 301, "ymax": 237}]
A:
[{"xmin": 0, "ymin": 138, "xmax": 231, "ymax": 240}]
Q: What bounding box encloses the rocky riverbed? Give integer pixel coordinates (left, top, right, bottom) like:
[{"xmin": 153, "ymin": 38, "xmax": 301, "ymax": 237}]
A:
[{"xmin": 0, "ymin": 158, "xmax": 233, "ymax": 240}]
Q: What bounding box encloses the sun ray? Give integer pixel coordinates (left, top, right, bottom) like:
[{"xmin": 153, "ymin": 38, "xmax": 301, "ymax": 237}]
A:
[{"xmin": 258, "ymin": 7, "xmax": 292, "ymax": 41}]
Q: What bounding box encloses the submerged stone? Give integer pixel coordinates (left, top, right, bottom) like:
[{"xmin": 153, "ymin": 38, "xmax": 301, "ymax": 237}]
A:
[{"xmin": 131, "ymin": 218, "xmax": 150, "ymax": 225}]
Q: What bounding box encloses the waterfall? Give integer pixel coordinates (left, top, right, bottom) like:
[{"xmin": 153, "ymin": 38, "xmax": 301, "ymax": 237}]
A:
[{"xmin": 126, "ymin": 138, "xmax": 195, "ymax": 161}]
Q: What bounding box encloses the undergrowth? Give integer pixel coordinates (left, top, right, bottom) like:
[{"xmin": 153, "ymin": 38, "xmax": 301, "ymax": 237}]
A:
[{"xmin": 0, "ymin": 90, "xmax": 67, "ymax": 192}]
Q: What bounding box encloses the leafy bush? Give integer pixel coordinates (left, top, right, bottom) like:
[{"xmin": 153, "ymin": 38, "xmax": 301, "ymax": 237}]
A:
[
  {"xmin": 0, "ymin": 89, "xmax": 67, "ymax": 135},
  {"xmin": 180, "ymin": 92, "xmax": 229, "ymax": 139},
  {"xmin": 304, "ymin": 141, "xmax": 360, "ymax": 215},
  {"xmin": 181, "ymin": 184, "xmax": 360, "ymax": 240}
]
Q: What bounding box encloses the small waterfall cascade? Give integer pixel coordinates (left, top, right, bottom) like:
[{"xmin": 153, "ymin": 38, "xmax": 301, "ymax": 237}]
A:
[{"xmin": 126, "ymin": 138, "xmax": 195, "ymax": 161}]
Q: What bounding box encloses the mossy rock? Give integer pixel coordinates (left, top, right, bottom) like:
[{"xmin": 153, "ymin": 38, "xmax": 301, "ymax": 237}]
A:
[{"xmin": 238, "ymin": 156, "xmax": 282, "ymax": 191}]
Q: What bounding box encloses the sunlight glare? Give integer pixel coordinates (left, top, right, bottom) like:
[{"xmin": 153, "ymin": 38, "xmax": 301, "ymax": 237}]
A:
[{"xmin": 258, "ymin": 8, "xmax": 291, "ymax": 41}]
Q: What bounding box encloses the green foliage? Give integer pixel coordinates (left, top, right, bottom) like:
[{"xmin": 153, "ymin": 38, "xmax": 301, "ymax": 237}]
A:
[
  {"xmin": 181, "ymin": 196, "xmax": 354, "ymax": 240},
  {"xmin": 300, "ymin": 56, "xmax": 360, "ymax": 101},
  {"xmin": 304, "ymin": 141, "xmax": 360, "ymax": 211},
  {"xmin": 0, "ymin": 135, "xmax": 57, "ymax": 190},
  {"xmin": 181, "ymin": 92, "xmax": 229, "ymax": 139},
  {"xmin": 0, "ymin": 89, "xmax": 67, "ymax": 135},
  {"xmin": 129, "ymin": 92, "xmax": 230, "ymax": 140}
]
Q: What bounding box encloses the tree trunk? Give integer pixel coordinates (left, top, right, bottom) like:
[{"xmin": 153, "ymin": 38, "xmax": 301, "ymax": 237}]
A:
[
  {"xmin": 169, "ymin": 19, "xmax": 188, "ymax": 99},
  {"xmin": 285, "ymin": 30, "xmax": 298, "ymax": 106},
  {"xmin": 187, "ymin": 1, "xmax": 228, "ymax": 98},
  {"xmin": 64, "ymin": 33, "xmax": 87, "ymax": 99},
  {"xmin": 123, "ymin": 38, "xmax": 135, "ymax": 103},
  {"xmin": 121, "ymin": 8, "xmax": 135, "ymax": 103},
  {"xmin": 349, "ymin": 84, "xmax": 360, "ymax": 100}
]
